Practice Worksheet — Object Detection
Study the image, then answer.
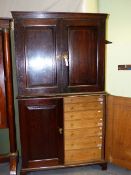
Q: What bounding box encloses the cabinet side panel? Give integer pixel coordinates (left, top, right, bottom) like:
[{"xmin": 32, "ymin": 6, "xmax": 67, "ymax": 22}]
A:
[{"xmin": 106, "ymin": 95, "xmax": 131, "ymax": 170}]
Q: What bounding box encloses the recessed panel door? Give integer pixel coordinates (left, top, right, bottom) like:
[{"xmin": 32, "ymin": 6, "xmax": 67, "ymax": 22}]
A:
[
  {"xmin": 62, "ymin": 19, "xmax": 106, "ymax": 93},
  {"xmin": 14, "ymin": 19, "xmax": 62, "ymax": 96},
  {"xmin": 18, "ymin": 98, "xmax": 64, "ymax": 168}
]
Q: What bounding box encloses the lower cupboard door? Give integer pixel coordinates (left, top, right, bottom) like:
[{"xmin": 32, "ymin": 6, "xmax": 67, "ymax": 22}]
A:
[{"xmin": 18, "ymin": 98, "xmax": 64, "ymax": 168}]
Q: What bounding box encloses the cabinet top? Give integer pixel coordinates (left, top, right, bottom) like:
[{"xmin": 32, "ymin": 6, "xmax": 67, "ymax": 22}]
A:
[
  {"xmin": 11, "ymin": 11, "xmax": 108, "ymax": 20},
  {"xmin": 0, "ymin": 18, "xmax": 11, "ymax": 28}
]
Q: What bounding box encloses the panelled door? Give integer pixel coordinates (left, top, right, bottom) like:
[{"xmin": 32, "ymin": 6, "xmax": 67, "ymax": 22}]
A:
[
  {"xmin": 18, "ymin": 98, "xmax": 64, "ymax": 168},
  {"xmin": 61, "ymin": 19, "xmax": 106, "ymax": 93},
  {"xmin": 14, "ymin": 19, "xmax": 62, "ymax": 97}
]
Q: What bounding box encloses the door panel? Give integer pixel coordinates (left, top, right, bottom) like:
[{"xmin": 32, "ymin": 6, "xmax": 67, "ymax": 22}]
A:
[
  {"xmin": 18, "ymin": 98, "xmax": 64, "ymax": 168},
  {"xmin": 14, "ymin": 19, "xmax": 62, "ymax": 96},
  {"xmin": 62, "ymin": 20, "xmax": 106, "ymax": 93},
  {"xmin": 68, "ymin": 26, "xmax": 97, "ymax": 86},
  {"xmin": 25, "ymin": 27, "xmax": 57, "ymax": 88}
]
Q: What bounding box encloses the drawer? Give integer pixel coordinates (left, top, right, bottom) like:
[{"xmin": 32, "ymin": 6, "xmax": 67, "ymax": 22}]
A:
[
  {"xmin": 65, "ymin": 136, "xmax": 102, "ymax": 150},
  {"xmin": 65, "ymin": 128, "xmax": 102, "ymax": 139},
  {"xmin": 64, "ymin": 110, "xmax": 103, "ymax": 121},
  {"xmin": 64, "ymin": 95, "xmax": 104, "ymax": 104},
  {"xmin": 64, "ymin": 118, "xmax": 103, "ymax": 129},
  {"xmin": 64, "ymin": 102, "xmax": 103, "ymax": 112},
  {"xmin": 65, "ymin": 148, "xmax": 102, "ymax": 164}
]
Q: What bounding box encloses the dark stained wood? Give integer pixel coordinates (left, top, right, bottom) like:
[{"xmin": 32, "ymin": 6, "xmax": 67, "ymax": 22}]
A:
[
  {"xmin": 0, "ymin": 18, "xmax": 10, "ymax": 29},
  {"xmin": 20, "ymin": 161, "xmax": 107, "ymax": 175},
  {"xmin": 3, "ymin": 28, "xmax": 17, "ymax": 153},
  {"xmin": 0, "ymin": 18, "xmax": 17, "ymax": 174},
  {"xmin": 12, "ymin": 12, "xmax": 108, "ymax": 174},
  {"xmin": 14, "ymin": 18, "xmax": 62, "ymax": 96},
  {"xmin": 18, "ymin": 98, "xmax": 64, "ymax": 168},
  {"xmin": 12, "ymin": 11, "xmax": 107, "ymax": 20},
  {"xmin": 13, "ymin": 12, "xmax": 107, "ymax": 96},
  {"xmin": 0, "ymin": 30, "xmax": 7, "ymax": 128},
  {"xmin": 0, "ymin": 154, "xmax": 9, "ymax": 163},
  {"xmin": 0, "ymin": 18, "xmax": 11, "ymax": 129},
  {"xmin": 62, "ymin": 19, "xmax": 106, "ymax": 92}
]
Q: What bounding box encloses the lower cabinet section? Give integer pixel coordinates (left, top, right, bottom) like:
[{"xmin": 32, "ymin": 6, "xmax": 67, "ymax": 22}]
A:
[{"xmin": 18, "ymin": 94, "xmax": 106, "ymax": 174}]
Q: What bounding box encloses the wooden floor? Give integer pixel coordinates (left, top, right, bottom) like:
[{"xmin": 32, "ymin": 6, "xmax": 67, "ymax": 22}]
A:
[{"xmin": 0, "ymin": 163, "xmax": 131, "ymax": 175}]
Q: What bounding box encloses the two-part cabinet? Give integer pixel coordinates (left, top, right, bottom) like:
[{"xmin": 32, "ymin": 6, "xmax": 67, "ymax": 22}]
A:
[{"xmin": 12, "ymin": 12, "xmax": 107, "ymax": 174}]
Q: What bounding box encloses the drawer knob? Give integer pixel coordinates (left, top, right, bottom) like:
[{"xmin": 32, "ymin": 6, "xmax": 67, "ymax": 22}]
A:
[
  {"xmin": 98, "ymin": 122, "xmax": 103, "ymax": 126},
  {"xmin": 59, "ymin": 128, "xmax": 63, "ymax": 134}
]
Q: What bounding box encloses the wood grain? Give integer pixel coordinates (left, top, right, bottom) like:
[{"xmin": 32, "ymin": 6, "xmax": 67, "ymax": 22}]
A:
[
  {"xmin": 106, "ymin": 95, "xmax": 131, "ymax": 170},
  {"xmin": 64, "ymin": 95, "xmax": 105, "ymax": 164}
]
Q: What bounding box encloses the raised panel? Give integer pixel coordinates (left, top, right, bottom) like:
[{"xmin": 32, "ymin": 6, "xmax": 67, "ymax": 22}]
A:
[
  {"xmin": 14, "ymin": 19, "xmax": 62, "ymax": 96},
  {"xmin": 68, "ymin": 26, "xmax": 97, "ymax": 86},
  {"xmin": 0, "ymin": 31, "xmax": 7, "ymax": 128},
  {"xmin": 18, "ymin": 98, "xmax": 64, "ymax": 168},
  {"xmin": 25, "ymin": 27, "xmax": 57, "ymax": 88},
  {"xmin": 62, "ymin": 19, "xmax": 106, "ymax": 93}
]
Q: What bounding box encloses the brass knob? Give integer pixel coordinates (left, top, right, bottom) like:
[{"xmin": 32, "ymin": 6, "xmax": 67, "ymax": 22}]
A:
[
  {"xmin": 62, "ymin": 52, "xmax": 68, "ymax": 60},
  {"xmin": 59, "ymin": 128, "xmax": 63, "ymax": 134},
  {"xmin": 62, "ymin": 52, "xmax": 69, "ymax": 66},
  {"xmin": 56, "ymin": 52, "xmax": 69, "ymax": 66}
]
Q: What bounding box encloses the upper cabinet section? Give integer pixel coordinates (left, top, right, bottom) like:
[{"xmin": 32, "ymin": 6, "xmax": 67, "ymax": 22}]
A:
[{"xmin": 12, "ymin": 12, "xmax": 107, "ymax": 97}]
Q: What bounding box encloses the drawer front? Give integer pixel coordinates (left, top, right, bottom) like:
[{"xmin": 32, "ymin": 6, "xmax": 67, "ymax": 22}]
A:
[
  {"xmin": 64, "ymin": 110, "xmax": 103, "ymax": 121},
  {"xmin": 64, "ymin": 95, "xmax": 103, "ymax": 104},
  {"xmin": 65, "ymin": 136, "xmax": 102, "ymax": 150},
  {"xmin": 65, "ymin": 118, "xmax": 103, "ymax": 129},
  {"xmin": 64, "ymin": 102, "xmax": 103, "ymax": 112},
  {"xmin": 64, "ymin": 95, "xmax": 105, "ymax": 165},
  {"xmin": 65, "ymin": 148, "xmax": 102, "ymax": 164},
  {"xmin": 65, "ymin": 128, "xmax": 102, "ymax": 139}
]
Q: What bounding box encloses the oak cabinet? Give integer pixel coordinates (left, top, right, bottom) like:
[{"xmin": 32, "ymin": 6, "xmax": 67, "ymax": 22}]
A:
[{"xmin": 12, "ymin": 12, "xmax": 107, "ymax": 174}]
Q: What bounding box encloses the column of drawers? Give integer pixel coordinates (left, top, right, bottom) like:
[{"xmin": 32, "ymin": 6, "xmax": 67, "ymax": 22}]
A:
[{"xmin": 64, "ymin": 95, "xmax": 105, "ymax": 165}]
